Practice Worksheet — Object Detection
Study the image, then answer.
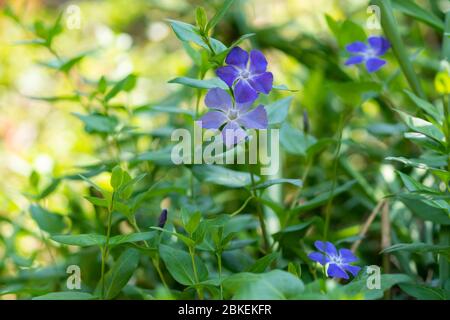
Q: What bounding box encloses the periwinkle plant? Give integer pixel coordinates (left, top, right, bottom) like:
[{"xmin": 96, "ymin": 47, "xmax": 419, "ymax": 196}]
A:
[{"xmin": 4, "ymin": 0, "xmax": 450, "ymax": 302}]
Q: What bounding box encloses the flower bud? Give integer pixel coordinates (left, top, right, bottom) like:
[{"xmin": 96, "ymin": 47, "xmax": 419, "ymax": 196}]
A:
[{"xmin": 158, "ymin": 209, "xmax": 168, "ymax": 228}]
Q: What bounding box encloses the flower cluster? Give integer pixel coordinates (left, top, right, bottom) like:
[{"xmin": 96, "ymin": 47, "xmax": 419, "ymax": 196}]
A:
[
  {"xmin": 308, "ymin": 241, "xmax": 361, "ymax": 280},
  {"xmin": 199, "ymin": 47, "xmax": 273, "ymax": 146}
]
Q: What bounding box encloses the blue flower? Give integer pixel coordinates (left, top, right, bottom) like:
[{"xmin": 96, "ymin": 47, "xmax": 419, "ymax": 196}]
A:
[
  {"xmin": 308, "ymin": 241, "xmax": 361, "ymax": 280},
  {"xmin": 217, "ymin": 47, "xmax": 273, "ymax": 103},
  {"xmin": 199, "ymin": 88, "xmax": 268, "ymax": 147},
  {"xmin": 345, "ymin": 36, "xmax": 391, "ymax": 73}
]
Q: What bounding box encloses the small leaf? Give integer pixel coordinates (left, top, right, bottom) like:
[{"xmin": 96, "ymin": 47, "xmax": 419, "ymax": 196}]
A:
[
  {"xmin": 280, "ymin": 122, "xmax": 317, "ymax": 156},
  {"xmin": 265, "ymin": 97, "xmax": 292, "ymax": 125},
  {"xmin": 73, "ymin": 113, "xmax": 119, "ymax": 134},
  {"xmin": 392, "ymin": 0, "xmax": 444, "ymax": 31},
  {"xmin": 159, "ymin": 244, "xmax": 208, "ymax": 286},
  {"xmin": 51, "ymin": 234, "xmax": 106, "ymax": 247},
  {"xmin": 168, "ymin": 77, "xmax": 228, "ymax": 90},
  {"xmin": 223, "ymin": 270, "xmax": 304, "ymax": 299},
  {"xmin": 206, "ymin": 0, "xmax": 235, "ymax": 33},
  {"xmin": 30, "ymin": 205, "xmax": 67, "ymax": 234},
  {"xmin": 102, "ymin": 248, "xmax": 140, "ymax": 299},
  {"xmin": 104, "ymin": 74, "xmax": 137, "ymax": 102},
  {"xmin": 404, "ymin": 90, "xmax": 442, "ymax": 124},
  {"xmin": 110, "ymin": 166, "xmax": 124, "ymax": 190},
  {"xmin": 191, "ymin": 165, "xmax": 259, "ymax": 188},
  {"xmin": 246, "ymin": 252, "xmax": 279, "ymax": 273},
  {"xmin": 253, "ymin": 178, "xmax": 302, "ymax": 190},
  {"xmin": 395, "ymin": 109, "xmax": 445, "ymax": 143}
]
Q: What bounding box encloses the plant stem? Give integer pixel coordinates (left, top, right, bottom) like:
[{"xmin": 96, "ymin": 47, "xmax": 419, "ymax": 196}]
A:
[
  {"xmin": 131, "ymin": 219, "xmax": 169, "ymax": 289},
  {"xmin": 249, "ymin": 168, "xmax": 271, "ymax": 253},
  {"xmin": 100, "ymin": 191, "xmax": 115, "ymax": 299},
  {"xmin": 189, "ymin": 246, "xmax": 203, "ymax": 299},
  {"xmin": 217, "ymin": 252, "xmax": 223, "ymax": 300}
]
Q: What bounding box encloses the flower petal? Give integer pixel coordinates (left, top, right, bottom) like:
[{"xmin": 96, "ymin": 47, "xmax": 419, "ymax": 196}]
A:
[
  {"xmin": 205, "ymin": 88, "xmax": 232, "ymax": 112},
  {"xmin": 217, "ymin": 65, "xmax": 240, "ymax": 87},
  {"xmin": 221, "ymin": 121, "xmax": 247, "ymax": 147},
  {"xmin": 345, "ymin": 55, "xmax": 365, "ymax": 66},
  {"xmin": 249, "ymin": 50, "xmax": 268, "ymax": 74},
  {"xmin": 339, "ymin": 249, "xmax": 358, "ymax": 263},
  {"xmin": 308, "ymin": 252, "xmax": 330, "ymax": 265},
  {"xmin": 225, "ymin": 47, "xmax": 249, "ymax": 69},
  {"xmin": 366, "ymin": 57, "xmax": 386, "ymax": 73},
  {"xmin": 235, "ymin": 79, "xmax": 258, "ymax": 103},
  {"xmin": 346, "ymin": 41, "xmax": 368, "ymax": 53},
  {"xmin": 368, "ymin": 36, "xmax": 390, "ymax": 56},
  {"xmin": 236, "ymin": 101, "xmax": 253, "ymax": 113},
  {"xmin": 248, "ymin": 72, "xmax": 273, "ymax": 94},
  {"xmin": 199, "ymin": 111, "xmax": 228, "ymax": 129},
  {"xmin": 342, "ymin": 264, "xmax": 361, "ymax": 277},
  {"xmin": 314, "ymin": 241, "xmax": 338, "ymax": 256},
  {"xmin": 327, "ymin": 263, "xmax": 349, "ymax": 279},
  {"xmin": 237, "ymin": 105, "xmax": 268, "ymax": 129}
]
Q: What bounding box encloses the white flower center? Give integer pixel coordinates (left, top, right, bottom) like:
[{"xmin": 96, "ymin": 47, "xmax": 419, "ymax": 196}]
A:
[
  {"xmin": 330, "ymin": 255, "xmax": 343, "ymax": 266},
  {"xmin": 240, "ymin": 70, "xmax": 250, "ymax": 79},
  {"xmin": 228, "ymin": 109, "xmax": 239, "ymax": 120}
]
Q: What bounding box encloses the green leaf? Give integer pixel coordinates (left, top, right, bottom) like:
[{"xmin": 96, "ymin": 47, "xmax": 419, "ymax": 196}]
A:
[
  {"xmin": 103, "ymin": 248, "xmax": 140, "ymax": 299},
  {"xmin": 265, "ymin": 97, "xmax": 292, "ymax": 125},
  {"xmin": 246, "ymin": 252, "xmax": 279, "ymax": 273},
  {"xmin": 159, "ymin": 244, "xmax": 208, "ymax": 286},
  {"xmin": 33, "ymin": 292, "xmax": 96, "ymax": 300},
  {"xmin": 343, "ymin": 271, "xmax": 412, "ymax": 300},
  {"xmin": 110, "ymin": 166, "xmax": 123, "ymax": 190},
  {"xmin": 192, "ymin": 165, "xmax": 259, "ymax": 188},
  {"xmin": 399, "ymin": 283, "xmax": 449, "ymax": 300},
  {"xmin": 386, "ymin": 156, "xmax": 450, "ymax": 181},
  {"xmin": 206, "ymin": 0, "xmax": 235, "ymax": 33},
  {"xmin": 223, "ymin": 270, "xmax": 304, "ymax": 299},
  {"xmin": 195, "ymin": 7, "xmax": 208, "ymax": 31},
  {"xmin": 168, "ymin": 77, "xmax": 228, "ymax": 90},
  {"xmin": 73, "ymin": 113, "xmax": 119, "ymax": 134},
  {"xmin": 280, "ymin": 122, "xmax": 317, "ymax": 156},
  {"xmin": 25, "ymin": 95, "xmax": 79, "ymax": 102},
  {"xmin": 167, "ymin": 19, "xmax": 225, "ymax": 52},
  {"xmin": 51, "ymin": 234, "xmax": 106, "ymax": 247},
  {"xmin": 382, "ymin": 243, "xmax": 450, "ymax": 255},
  {"xmin": 109, "ymin": 232, "xmax": 156, "ymax": 247},
  {"xmin": 396, "ymin": 194, "xmax": 450, "ymax": 225},
  {"xmin": 253, "ymin": 178, "xmax": 302, "ymax": 190},
  {"xmin": 152, "ymin": 227, "xmax": 195, "ymax": 247},
  {"xmin": 395, "ymin": 110, "xmax": 445, "ymax": 143},
  {"xmin": 392, "ymin": 0, "xmax": 444, "ymax": 31},
  {"xmin": 404, "ymin": 90, "xmax": 442, "ymax": 124},
  {"xmin": 104, "ymin": 74, "xmax": 137, "ymax": 102},
  {"xmin": 30, "ymin": 205, "xmax": 67, "ymax": 234}
]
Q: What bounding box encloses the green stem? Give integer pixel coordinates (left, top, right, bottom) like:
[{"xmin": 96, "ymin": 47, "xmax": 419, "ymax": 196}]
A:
[
  {"xmin": 371, "ymin": 0, "xmax": 426, "ymax": 99},
  {"xmin": 217, "ymin": 252, "xmax": 223, "ymax": 300},
  {"xmin": 100, "ymin": 191, "xmax": 115, "ymax": 299},
  {"xmin": 131, "ymin": 219, "xmax": 169, "ymax": 289},
  {"xmin": 249, "ymin": 168, "xmax": 271, "ymax": 253},
  {"xmin": 189, "ymin": 246, "xmax": 203, "ymax": 299}
]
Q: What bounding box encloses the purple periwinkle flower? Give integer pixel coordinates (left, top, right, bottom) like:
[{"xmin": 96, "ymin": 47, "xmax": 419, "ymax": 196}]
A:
[
  {"xmin": 308, "ymin": 241, "xmax": 361, "ymax": 280},
  {"xmin": 345, "ymin": 36, "xmax": 391, "ymax": 73},
  {"xmin": 199, "ymin": 88, "xmax": 268, "ymax": 147},
  {"xmin": 217, "ymin": 47, "xmax": 273, "ymax": 103}
]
